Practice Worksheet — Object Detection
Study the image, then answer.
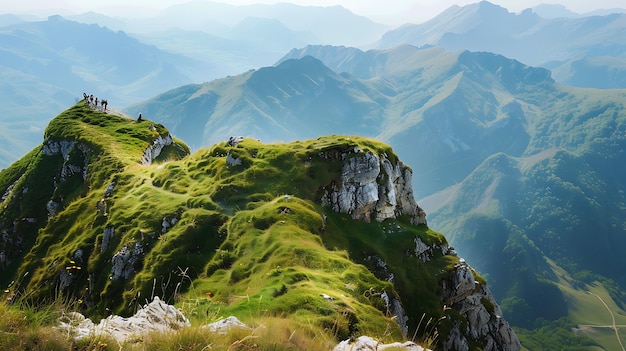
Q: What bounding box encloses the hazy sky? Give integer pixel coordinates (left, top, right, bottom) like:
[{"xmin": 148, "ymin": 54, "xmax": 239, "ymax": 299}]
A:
[{"xmin": 4, "ymin": 0, "xmax": 626, "ymax": 24}]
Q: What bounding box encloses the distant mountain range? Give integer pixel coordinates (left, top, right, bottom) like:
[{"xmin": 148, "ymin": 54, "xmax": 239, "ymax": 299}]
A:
[
  {"xmin": 375, "ymin": 2, "xmax": 626, "ymax": 76},
  {"xmin": 0, "ymin": 3, "xmax": 388, "ymax": 169},
  {"xmin": 2, "ymin": 1, "xmax": 626, "ymax": 171},
  {"xmin": 128, "ymin": 45, "xmax": 626, "ymax": 349},
  {"xmin": 66, "ymin": 2, "xmax": 388, "ymax": 47}
]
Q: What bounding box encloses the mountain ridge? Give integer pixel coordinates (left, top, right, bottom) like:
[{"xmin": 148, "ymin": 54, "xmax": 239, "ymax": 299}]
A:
[
  {"xmin": 127, "ymin": 44, "xmax": 626, "ymax": 349},
  {"xmin": 0, "ymin": 102, "xmax": 520, "ymax": 350}
]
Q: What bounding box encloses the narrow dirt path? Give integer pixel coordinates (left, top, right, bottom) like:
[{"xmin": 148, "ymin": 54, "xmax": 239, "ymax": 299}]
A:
[{"xmin": 587, "ymin": 291, "xmax": 625, "ymax": 351}]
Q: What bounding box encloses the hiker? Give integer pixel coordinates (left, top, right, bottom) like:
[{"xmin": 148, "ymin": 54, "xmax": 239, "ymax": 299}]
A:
[
  {"xmin": 137, "ymin": 112, "xmax": 143, "ymax": 122},
  {"xmin": 102, "ymin": 99, "xmax": 108, "ymax": 112}
]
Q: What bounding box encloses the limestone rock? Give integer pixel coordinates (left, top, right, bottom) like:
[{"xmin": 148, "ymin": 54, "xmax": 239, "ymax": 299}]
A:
[
  {"xmin": 101, "ymin": 226, "xmax": 114, "ymax": 253},
  {"xmin": 203, "ymin": 316, "xmax": 250, "ymax": 334},
  {"xmin": 60, "ymin": 163, "xmax": 83, "ymax": 182},
  {"xmin": 414, "ymin": 238, "xmax": 448, "ymax": 262},
  {"xmin": 334, "ymin": 335, "xmax": 428, "ymax": 351},
  {"xmin": 161, "ymin": 216, "xmax": 178, "ymax": 233},
  {"xmin": 441, "ymin": 260, "xmax": 521, "ymax": 351},
  {"xmin": 141, "ymin": 134, "xmax": 174, "ymax": 165},
  {"xmin": 321, "ymin": 149, "xmax": 427, "ymax": 226},
  {"xmin": 43, "ymin": 139, "xmax": 89, "ymax": 182},
  {"xmin": 43, "ymin": 140, "xmax": 77, "ymax": 158},
  {"xmin": 110, "ymin": 242, "xmax": 143, "ymax": 280},
  {"xmin": 56, "ymin": 296, "xmax": 190, "ymax": 342},
  {"xmin": 226, "ymin": 150, "xmax": 242, "ymax": 166},
  {"xmin": 1, "ymin": 179, "xmax": 17, "ymax": 203},
  {"xmin": 104, "ymin": 181, "xmax": 116, "ymax": 197}
]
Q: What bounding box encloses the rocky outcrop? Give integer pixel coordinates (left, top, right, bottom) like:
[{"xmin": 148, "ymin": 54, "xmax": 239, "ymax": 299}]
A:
[
  {"xmin": 414, "ymin": 237, "xmax": 451, "ymax": 262},
  {"xmin": 321, "ymin": 147, "xmax": 427, "ymax": 226},
  {"xmin": 141, "ymin": 134, "xmax": 174, "ymax": 165},
  {"xmin": 203, "ymin": 316, "xmax": 251, "ymax": 334},
  {"xmin": 42, "ymin": 139, "xmax": 90, "ymax": 218},
  {"xmin": 44, "ymin": 139, "xmax": 89, "ymax": 182},
  {"xmin": 161, "ymin": 215, "xmax": 178, "ymax": 233},
  {"xmin": 110, "ymin": 242, "xmax": 143, "ymax": 280},
  {"xmin": 334, "ymin": 336, "xmax": 428, "ymax": 351},
  {"xmin": 226, "ymin": 150, "xmax": 242, "ymax": 166},
  {"xmin": 47, "ymin": 200, "xmax": 61, "ymax": 217},
  {"xmin": 101, "ymin": 226, "xmax": 115, "ymax": 253},
  {"xmin": 320, "ymin": 145, "xmax": 519, "ymax": 350},
  {"xmin": 441, "ymin": 261, "xmax": 521, "ymax": 351},
  {"xmin": 42, "ymin": 140, "xmax": 77, "ymax": 158},
  {"xmin": 56, "ymin": 296, "xmax": 190, "ymax": 342}
]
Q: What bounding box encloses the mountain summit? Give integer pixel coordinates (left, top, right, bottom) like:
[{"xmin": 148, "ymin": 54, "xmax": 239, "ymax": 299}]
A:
[{"xmin": 0, "ymin": 102, "xmax": 520, "ymax": 349}]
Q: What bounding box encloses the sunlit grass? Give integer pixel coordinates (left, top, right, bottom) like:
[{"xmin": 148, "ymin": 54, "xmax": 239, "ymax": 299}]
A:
[{"xmin": 1, "ymin": 103, "xmax": 466, "ymax": 349}]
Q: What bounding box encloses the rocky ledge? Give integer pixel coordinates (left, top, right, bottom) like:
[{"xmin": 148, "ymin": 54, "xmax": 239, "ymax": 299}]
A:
[{"xmin": 321, "ymin": 146, "xmax": 427, "ymax": 226}]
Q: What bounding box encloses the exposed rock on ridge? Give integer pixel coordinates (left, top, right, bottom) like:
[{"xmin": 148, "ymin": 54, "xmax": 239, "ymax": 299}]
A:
[
  {"xmin": 321, "ymin": 146, "xmax": 427, "ymax": 226},
  {"xmin": 319, "ymin": 144, "xmax": 519, "ymax": 351},
  {"xmin": 334, "ymin": 335, "xmax": 428, "ymax": 351},
  {"xmin": 441, "ymin": 262, "xmax": 521, "ymax": 351},
  {"xmin": 141, "ymin": 134, "xmax": 174, "ymax": 165},
  {"xmin": 57, "ymin": 296, "xmax": 189, "ymax": 342}
]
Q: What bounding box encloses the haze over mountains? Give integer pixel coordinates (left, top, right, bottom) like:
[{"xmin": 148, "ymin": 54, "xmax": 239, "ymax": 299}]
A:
[
  {"xmin": 1, "ymin": 1, "xmax": 626, "ymax": 170},
  {"xmin": 2, "ymin": 1, "xmax": 626, "ymax": 349}
]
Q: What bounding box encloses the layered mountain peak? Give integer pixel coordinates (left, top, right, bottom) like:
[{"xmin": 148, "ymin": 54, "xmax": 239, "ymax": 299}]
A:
[{"xmin": 0, "ymin": 103, "xmax": 520, "ymax": 350}]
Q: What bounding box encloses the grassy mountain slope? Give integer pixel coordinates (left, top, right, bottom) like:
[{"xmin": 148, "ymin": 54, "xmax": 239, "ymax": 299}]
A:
[
  {"xmin": 129, "ymin": 45, "xmax": 626, "ymax": 349},
  {"xmin": 1, "ymin": 103, "xmax": 510, "ymax": 349},
  {"xmin": 0, "ymin": 102, "xmax": 190, "ymax": 289},
  {"xmin": 0, "ymin": 15, "xmax": 208, "ymax": 169}
]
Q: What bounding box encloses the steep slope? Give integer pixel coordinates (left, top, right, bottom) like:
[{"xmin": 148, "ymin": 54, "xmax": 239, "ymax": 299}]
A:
[
  {"xmin": 0, "ymin": 103, "xmax": 520, "ymax": 350},
  {"xmin": 0, "ymin": 102, "xmax": 189, "ymax": 290},
  {"xmin": 0, "ymin": 15, "xmax": 209, "ymax": 169},
  {"xmin": 130, "ymin": 44, "xmax": 626, "ymax": 349},
  {"xmin": 427, "ymin": 141, "xmax": 626, "ymax": 324}
]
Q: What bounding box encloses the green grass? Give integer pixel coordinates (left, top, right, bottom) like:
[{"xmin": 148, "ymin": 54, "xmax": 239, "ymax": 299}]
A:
[
  {"xmin": 0, "ymin": 297, "xmax": 339, "ymax": 351},
  {"xmin": 514, "ymin": 259, "xmax": 626, "ymax": 350},
  {"xmin": 1, "ymin": 104, "xmax": 477, "ymax": 349}
]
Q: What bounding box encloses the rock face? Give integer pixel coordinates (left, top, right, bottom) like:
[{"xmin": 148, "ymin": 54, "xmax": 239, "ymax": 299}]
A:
[
  {"xmin": 320, "ymin": 145, "xmax": 519, "ymax": 350},
  {"xmin": 441, "ymin": 262, "xmax": 521, "ymax": 351},
  {"xmin": 321, "ymin": 147, "xmax": 427, "ymax": 226},
  {"xmin": 110, "ymin": 242, "xmax": 144, "ymax": 280},
  {"xmin": 57, "ymin": 296, "xmax": 190, "ymax": 342},
  {"xmin": 43, "ymin": 139, "xmax": 89, "ymax": 182},
  {"xmin": 141, "ymin": 134, "xmax": 174, "ymax": 165}
]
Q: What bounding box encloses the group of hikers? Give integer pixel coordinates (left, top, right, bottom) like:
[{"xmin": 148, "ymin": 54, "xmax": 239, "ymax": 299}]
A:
[
  {"xmin": 83, "ymin": 92, "xmax": 108, "ymax": 112},
  {"xmin": 82, "ymin": 92, "xmax": 149, "ymax": 122}
]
